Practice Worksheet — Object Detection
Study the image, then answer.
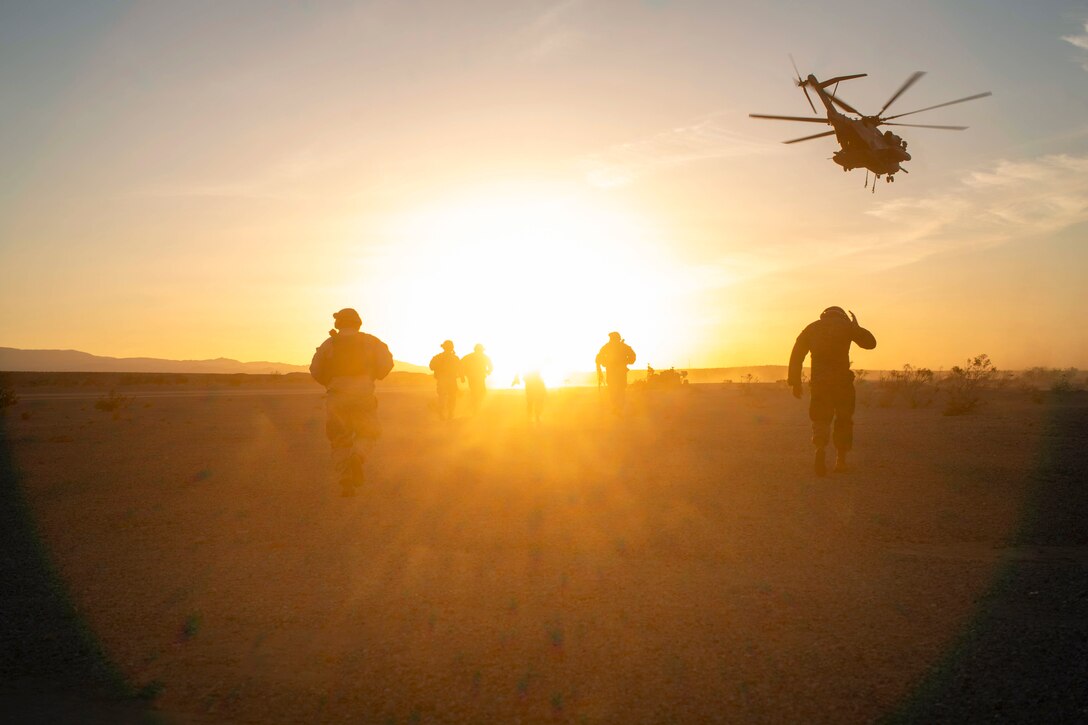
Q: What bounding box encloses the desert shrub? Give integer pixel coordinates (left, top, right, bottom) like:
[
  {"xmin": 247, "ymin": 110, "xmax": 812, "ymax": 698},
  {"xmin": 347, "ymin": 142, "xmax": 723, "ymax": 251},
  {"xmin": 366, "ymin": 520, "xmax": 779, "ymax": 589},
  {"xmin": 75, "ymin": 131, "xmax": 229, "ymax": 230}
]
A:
[
  {"xmin": 741, "ymin": 373, "xmax": 758, "ymax": 395},
  {"xmin": 94, "ymin": 390, "xmax": 131, "ymax": 412},
  {"xmin": 1017, "ymin": 367, "xmax": 1079, "ymax": 402},
  {"xmin": 1051, "ymin": 368, "xmax": 1081, "ymax": 394},
  {"xmin": 877, "ymin": 364, "xmax": 935, "ymax": 408},
  {"xmin": 0, "ymin": 386, "xmax": 17, "ymax": 410},
  {"xmin": 853, "ymin": 369, "xmax": 869, "ymax": 384},
  {"xmin": 942, "ymin": 354, "xmax": 998, "ymax": 416}
]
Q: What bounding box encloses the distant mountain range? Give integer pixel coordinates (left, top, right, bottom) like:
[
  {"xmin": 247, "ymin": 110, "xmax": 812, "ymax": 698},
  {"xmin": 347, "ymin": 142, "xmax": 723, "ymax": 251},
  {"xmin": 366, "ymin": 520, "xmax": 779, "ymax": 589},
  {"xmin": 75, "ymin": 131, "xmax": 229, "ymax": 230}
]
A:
[
  {"xmin": 0, "ymin": 347, "xmax": 817, "ymax": 383},
  {"xmin": 0, "ymin": 347, "xmax": 429, "ymax": 376}
]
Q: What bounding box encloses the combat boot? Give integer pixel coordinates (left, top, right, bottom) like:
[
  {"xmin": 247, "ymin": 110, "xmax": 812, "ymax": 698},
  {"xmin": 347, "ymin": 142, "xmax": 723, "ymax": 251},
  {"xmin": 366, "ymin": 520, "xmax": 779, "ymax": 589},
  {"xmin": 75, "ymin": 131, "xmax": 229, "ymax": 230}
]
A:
[{"xmin": 814, "ymin": 447, "xmax": 827, "ymax": 477}]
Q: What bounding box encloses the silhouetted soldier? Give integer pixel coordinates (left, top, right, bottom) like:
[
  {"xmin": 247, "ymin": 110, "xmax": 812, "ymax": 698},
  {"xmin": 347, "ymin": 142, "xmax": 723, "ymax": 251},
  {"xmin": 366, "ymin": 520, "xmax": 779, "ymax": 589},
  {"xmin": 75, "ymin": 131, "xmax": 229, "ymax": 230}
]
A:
[
  {"xmin": 429, "ymin": 340, "xmax": 463, "ymax": 420},
  {"xmin": 596, "ymin": 331, "xmax": 636, "ymax": 414},
  {"xmin": 309, "ymin": 308, "xmax": 394, "ymax": 496},
  {"xmin": 788, "ymin": 306, "xmax": 877, "ymax": 475},
  {"xmin": 525, "ymin": 370, "xmax": 546, "ymax": 424},
  {"xmin": 460, "ymin": 343, "xmax": 493, "ymax": 414}
]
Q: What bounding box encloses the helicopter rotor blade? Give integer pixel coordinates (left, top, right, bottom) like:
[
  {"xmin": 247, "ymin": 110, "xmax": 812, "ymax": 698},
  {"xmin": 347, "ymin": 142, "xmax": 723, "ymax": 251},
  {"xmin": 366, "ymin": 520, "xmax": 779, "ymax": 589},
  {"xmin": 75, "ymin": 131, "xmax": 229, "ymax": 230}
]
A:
[
  {"xmin": 789, "ymin": 53, "xmax": 802, "ymax": 82},
  {"xmin": 877, "ymin": 71, "xmax": 925, "ymax": 117},
  {"xmin": 749, "ymin": 114, "xmax": 830, "ymax": 123},
  {"xmin": 783, "ymin": 130, "xmax": 836, "ymax": 145},
  {"xmin": 883, "ymin": 91, "xmax": 992, "ymax": 121},
  {"xmin": 801, "ymin": 87, "xmax": 818, "ymax": 115},
  {"xmin": 883, "ymin": 122, "xmax": 968, "ymax": 130},
  {"xmin": 825, "ymin": 90, "xmax": 861, "ymax": 116}
]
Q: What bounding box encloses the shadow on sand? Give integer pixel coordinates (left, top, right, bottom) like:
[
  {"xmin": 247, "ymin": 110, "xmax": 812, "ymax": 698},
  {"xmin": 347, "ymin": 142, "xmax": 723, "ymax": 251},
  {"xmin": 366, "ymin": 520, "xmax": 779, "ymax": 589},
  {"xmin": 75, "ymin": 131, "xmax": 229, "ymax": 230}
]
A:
[
  {"xmin": 0, "ymin": 416, "xmax": 157, "ymax": 723},
  {"xmin": 887, "ymin": 398, "xmax": 1088, "ymax": 722}
]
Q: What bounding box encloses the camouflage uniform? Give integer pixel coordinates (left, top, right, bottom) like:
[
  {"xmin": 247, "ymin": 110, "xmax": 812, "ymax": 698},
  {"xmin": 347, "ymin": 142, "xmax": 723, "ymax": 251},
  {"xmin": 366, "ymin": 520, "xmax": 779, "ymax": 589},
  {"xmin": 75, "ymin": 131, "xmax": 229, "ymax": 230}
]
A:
[
  {"xmin": 310, "ymin": 328, "xmax": 393, "ymax": 490},
  {"xmin": 787, "ymin": 308, "xmax": 876, "ymax": 461},
  {"xmin": 596, "ymin": 333, "xmax": 636, "ymax": 414}
]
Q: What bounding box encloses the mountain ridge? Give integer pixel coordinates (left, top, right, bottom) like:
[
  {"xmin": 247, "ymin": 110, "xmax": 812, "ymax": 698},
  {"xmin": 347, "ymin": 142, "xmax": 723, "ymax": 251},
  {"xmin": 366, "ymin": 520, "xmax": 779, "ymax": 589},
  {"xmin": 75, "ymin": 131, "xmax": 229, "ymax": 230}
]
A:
[{"xmin": 0, "ymin": 347, "xmax": 429, "ymax": 375}]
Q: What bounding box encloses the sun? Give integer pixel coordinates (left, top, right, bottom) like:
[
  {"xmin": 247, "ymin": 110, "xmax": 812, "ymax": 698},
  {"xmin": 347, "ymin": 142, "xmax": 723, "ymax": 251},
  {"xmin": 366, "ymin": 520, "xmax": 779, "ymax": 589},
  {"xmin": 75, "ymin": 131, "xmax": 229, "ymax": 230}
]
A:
[{"xmin": 355, "ymin": 184, "xmax": 690, "ymax": 386}]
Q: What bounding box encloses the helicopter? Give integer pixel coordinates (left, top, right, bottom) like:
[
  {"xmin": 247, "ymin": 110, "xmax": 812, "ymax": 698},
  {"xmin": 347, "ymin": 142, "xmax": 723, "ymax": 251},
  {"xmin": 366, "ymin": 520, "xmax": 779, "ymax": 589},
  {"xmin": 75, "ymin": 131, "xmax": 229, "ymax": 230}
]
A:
[{"xmin": 750, "ymin": 61, "xmax": 991, "ymax": 189}]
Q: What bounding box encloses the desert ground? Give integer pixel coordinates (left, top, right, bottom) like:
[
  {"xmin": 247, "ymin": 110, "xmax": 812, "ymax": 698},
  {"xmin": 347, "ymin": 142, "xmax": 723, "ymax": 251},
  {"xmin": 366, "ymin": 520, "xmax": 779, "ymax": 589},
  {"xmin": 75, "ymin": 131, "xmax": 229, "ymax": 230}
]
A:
[{"xmin": 1, "ymin": 376, "xmax": 1086, "ymax": 723}]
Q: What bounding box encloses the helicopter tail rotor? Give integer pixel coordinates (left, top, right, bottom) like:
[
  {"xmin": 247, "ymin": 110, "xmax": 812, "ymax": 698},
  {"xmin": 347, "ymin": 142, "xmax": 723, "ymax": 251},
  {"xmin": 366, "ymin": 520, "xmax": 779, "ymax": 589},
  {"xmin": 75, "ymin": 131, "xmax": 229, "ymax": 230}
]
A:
[{"xmin": 789, "ymin": 54, "xmax": 818, "ymax": 115}]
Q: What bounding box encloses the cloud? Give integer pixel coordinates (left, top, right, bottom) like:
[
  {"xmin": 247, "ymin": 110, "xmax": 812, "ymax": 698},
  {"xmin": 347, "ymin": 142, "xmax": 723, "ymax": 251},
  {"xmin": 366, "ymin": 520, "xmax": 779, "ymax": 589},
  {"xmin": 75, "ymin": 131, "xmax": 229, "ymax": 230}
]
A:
[
  {"xmin": 579, "ymin": 113, "xmax": 779, "ymax": 188},
  {"xmin": 1062, "ymin": 21, "xmax": 1088, "ymax": 70},
  {"xmin": 859, "ymin": 154, "xmax": 1088, "ymax": 266}
]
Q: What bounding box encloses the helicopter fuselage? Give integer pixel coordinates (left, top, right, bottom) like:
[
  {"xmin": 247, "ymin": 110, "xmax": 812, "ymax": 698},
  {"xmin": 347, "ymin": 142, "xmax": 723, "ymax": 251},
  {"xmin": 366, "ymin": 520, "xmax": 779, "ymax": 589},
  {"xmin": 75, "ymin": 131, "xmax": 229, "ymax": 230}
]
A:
[{"xmin": 808, "ymin": 74, "xmax": 910, "ymax": 178}]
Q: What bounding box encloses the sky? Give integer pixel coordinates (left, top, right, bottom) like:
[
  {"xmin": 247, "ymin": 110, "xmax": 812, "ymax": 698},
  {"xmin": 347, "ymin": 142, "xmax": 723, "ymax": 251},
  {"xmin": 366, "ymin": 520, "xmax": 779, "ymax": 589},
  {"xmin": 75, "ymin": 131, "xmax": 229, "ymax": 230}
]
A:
[{"xmin": 1, "ymin": 0, "xmax": 1087, "ymax": 380}]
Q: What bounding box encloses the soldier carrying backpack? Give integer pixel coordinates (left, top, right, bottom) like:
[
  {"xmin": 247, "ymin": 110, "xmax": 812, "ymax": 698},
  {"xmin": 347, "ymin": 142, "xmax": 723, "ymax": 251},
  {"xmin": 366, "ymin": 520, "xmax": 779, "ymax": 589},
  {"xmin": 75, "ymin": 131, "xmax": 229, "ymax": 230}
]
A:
[{"xmin": 310, "ymin": 308, "xmax": 394, "ymax": 496}]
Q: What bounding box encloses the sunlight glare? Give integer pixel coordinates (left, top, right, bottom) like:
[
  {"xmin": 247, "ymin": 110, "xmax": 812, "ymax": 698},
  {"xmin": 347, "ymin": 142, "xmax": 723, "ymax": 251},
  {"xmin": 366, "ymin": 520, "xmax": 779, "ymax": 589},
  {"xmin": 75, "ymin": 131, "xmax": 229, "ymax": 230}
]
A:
[{"xmin": 358, "ymin": 185, "xmax": 691, "ymax": 385}]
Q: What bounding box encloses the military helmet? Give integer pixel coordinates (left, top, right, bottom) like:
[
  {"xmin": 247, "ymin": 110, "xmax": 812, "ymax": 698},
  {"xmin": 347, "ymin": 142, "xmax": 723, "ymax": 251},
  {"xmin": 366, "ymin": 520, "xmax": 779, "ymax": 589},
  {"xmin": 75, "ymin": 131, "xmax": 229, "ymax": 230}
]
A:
[
  {"xmin": 820, "ymin": 306, "xmax": 849, "ymax": 322},
  {"xmin": 333, "ymin": 308, "xmax": 362, "ymax": 328}
]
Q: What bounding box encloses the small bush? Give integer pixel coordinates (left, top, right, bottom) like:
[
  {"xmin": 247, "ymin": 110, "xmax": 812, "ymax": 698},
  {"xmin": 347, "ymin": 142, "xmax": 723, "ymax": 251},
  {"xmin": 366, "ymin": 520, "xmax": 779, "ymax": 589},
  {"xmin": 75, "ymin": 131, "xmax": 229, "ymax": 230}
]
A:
[
  {"xmin": 741, "ymin": 373, "xmax": 758, "ymax": 395},
  {"xmin": 1051, "ymin": 368, "xmax": 1080, "ymax": 394},
  {"xmin": 943, "ymin": 354, "xmax": 998, "ymax": 415},
  {"xmin": 1017, "ymin": 367, "xmax": 1080, "ymax": 400},
  {"xmin": 0, "ymin": 386, "xmax": 17, "ymax": 410},
  {"xmin": 877, "ymin": 364, "xmax": 935, "ymax": 408}
]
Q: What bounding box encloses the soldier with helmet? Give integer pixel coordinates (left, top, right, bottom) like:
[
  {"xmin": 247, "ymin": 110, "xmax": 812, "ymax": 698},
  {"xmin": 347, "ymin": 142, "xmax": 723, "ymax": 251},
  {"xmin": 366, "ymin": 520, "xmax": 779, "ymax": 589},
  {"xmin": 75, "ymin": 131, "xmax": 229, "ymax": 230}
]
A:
[
  {"xmin": 787, "ymin": 306, "xmax": 877, "ymax": 475},
  {"xmin": 460, "ymin": 343, "xmax": 493, "ymax": 414},
  {"xmin": 310, "ymin": 308, "xmax": 394, "ymax": 495},
  {"xmin": 595, "ymin": 331, "xmax": 636, "ymax": 415},
  {"xmin": 429, "ymin": 340, "xmax": 464, "ymax": 421}
]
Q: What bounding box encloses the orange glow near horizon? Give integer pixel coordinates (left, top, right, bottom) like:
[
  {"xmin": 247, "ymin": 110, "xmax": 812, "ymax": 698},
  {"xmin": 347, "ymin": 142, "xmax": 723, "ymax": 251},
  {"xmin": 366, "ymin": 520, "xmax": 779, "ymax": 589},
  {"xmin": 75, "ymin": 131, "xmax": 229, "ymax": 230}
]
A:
[{"xmin": 354, "ymin": 185, "xmax": 695, "ymax": 386}]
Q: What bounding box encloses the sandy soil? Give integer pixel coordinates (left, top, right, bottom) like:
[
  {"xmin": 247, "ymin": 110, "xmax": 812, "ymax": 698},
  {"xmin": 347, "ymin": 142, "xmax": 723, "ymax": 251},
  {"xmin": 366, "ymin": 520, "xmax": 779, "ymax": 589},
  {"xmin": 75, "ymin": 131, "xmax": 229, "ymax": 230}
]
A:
[{"xmin": 1, "ymin": 382, "xmax": 1083, "ymax": 723}]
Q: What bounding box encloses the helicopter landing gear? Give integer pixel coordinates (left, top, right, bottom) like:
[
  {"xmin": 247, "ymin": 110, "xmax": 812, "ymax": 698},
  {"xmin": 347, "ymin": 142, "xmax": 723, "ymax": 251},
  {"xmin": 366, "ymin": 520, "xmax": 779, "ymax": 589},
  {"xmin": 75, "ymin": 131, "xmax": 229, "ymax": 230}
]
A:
[{"xmin": 865, "ymin": 170, "xmax": 880, "ymax": 193}]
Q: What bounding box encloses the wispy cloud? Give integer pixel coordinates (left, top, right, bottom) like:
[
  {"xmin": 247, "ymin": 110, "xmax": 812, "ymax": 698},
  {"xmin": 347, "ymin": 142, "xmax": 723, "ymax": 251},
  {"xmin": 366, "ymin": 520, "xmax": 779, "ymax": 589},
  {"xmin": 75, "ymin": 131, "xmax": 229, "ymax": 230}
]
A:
[
  {"xmin": 1062, "ymin": 21, "xmax": 1088, "ymax": 70},
  {"xmin": 860, "ymin": 153, "xmax": 1088, "ymax": 266},
  {"xmin": 706, "ymin": 153, "xmax": 1088, "ymax": 296},
  {"xmin": 579, "ymin": 113, "xmax": 779, "ymax": 188}
]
